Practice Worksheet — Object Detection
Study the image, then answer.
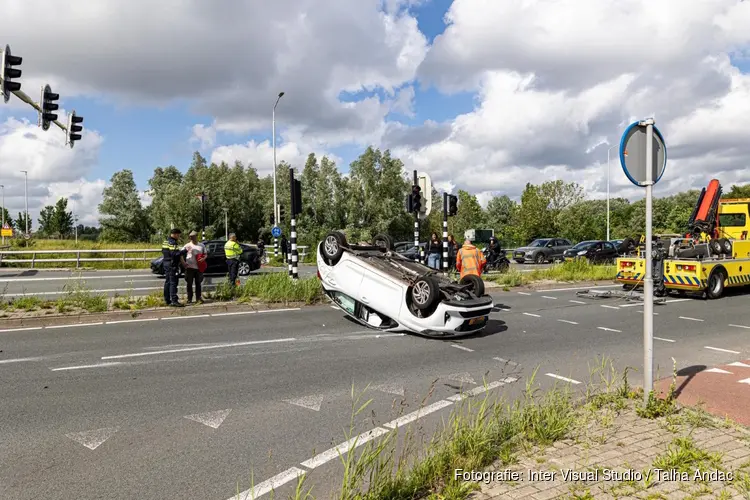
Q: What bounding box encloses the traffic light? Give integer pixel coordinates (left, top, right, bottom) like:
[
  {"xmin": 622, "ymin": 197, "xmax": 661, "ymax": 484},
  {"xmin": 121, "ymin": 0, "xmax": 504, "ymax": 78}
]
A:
[
  {"xmin": 66, "ymin": 110, "xmax": 84, "ymax": 148},
  {"xmin": 1, "ymin": 45, "xmax": 23, "ymax": 103},
  {"xmin": 39, "ymin": 84, "xmax": 59, "ymax": 131},
  {"xmin": 448, "ymin": 194, "xmax": 458, "ymax": 216},
  {"xmin": 279, "ymin": 204, "xmax": 285, "ymax": 222},
  {"xmin": 405, "ymin": 194, "xmax": 413, "ymax": 213},
  {"xmin": 270, "ymin": 213, "xmax": 275, "ymax": 225},
  {"xmin": 291, "ymin": 179, "xmax": 302, "ymax": 216},
  {"xmin": 411, "ymin": 185, "xmax": 421, "ymax": 213}
]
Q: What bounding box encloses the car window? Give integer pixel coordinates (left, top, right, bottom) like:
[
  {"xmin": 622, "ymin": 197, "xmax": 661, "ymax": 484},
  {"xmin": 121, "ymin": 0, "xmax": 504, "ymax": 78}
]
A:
[
  {"xmin": 530, "ymin": 239, "xmax": 549, "ymax": 247},
  {"xmin": 603, "ymin": 242, "xmax": 615, "ymax": 251},
  {"xmin": 572, "ymin": 240, "xmax": 596, "ymax": 250}
]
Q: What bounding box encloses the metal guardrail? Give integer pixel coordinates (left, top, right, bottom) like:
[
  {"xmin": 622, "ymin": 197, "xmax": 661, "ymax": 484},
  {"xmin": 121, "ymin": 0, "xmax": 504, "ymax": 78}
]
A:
[{"xmin": 0, "ymin": 246, "xmax": 309, "ymax": 268}]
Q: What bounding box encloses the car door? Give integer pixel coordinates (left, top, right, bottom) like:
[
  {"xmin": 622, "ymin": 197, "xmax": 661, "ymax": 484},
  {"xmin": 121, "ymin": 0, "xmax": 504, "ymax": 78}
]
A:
[
  {"xmin": 323, "ymin": 259, "xmax": 365, "ymax": 302},
  {"xmin": 205, "ymin": 242, "xmax": 225, "ymax": 273},
  {"xmin": 359, "ymin": 265, "xmax": 403, "ymax": 319},
  {"xmin": 554, "ymin": 239, "xmax": 570, "ymax": 259},
  {"xmin": 589, "ymin": 242, "xmax": 604, "ymax": 263},
  {"xmin": 602, "ymin": 241, "xmax": 618, "ymax": 262}
]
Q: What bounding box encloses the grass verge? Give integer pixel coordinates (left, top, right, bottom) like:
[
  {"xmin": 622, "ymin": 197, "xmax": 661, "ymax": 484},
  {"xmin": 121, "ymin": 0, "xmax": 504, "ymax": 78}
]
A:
[
  {"xmin": 487, "ymin": 259, "xmax": 617, "ymax": 289},
  {"xmin": 208, "ymin": 272, "xmax": 323, "ymax": 304}
]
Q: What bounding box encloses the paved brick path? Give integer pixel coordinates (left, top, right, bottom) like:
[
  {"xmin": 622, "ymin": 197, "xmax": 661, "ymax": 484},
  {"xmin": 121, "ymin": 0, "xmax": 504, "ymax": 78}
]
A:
[{"xmin": 466, "ymin": 403, "xmax": 750, "ymax": 499}]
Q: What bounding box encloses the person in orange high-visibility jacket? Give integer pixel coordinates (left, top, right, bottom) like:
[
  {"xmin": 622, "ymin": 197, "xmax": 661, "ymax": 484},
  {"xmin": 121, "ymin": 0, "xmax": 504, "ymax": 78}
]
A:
[{"xmin": 455, "ymin": 239, "xmax": 486, "ymax": 280}]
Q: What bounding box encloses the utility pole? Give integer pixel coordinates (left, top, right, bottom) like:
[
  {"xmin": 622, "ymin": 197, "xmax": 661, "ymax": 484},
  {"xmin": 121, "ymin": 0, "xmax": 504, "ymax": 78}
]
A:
[
  {"xmin": 20, "ymin": 170, "xmax": 28, "ymax": 236},
  {"xmin": 606, "ymin": 144, "xmax": 617, "ymax": 241},
  {"xmin": 1, "ymin": 184, "xmax": 5, "ymax": 244},
  {"xmin": 272, "ymin": 91, "xmax": 285, "ymax": 258},
  {"xmin": 223, "ymin": 208, "xmax": 228, "ymax": 240}
]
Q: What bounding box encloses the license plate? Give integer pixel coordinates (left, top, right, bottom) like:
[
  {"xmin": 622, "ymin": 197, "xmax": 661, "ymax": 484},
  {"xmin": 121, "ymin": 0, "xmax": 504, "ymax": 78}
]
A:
[{"xmin": 469, "ymin": 316, "xmax": 487, "ymax": 325}]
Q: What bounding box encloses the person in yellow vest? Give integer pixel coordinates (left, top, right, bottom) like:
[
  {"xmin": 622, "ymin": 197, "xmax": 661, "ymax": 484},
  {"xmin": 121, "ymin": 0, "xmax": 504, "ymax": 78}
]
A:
[
  {"xmin": 224, "ymin": 233, "xmax": 242, "ymax": 287},
  {"xmin": 455, "ymin": 238, "xmax": 486, "ymax": 280}
]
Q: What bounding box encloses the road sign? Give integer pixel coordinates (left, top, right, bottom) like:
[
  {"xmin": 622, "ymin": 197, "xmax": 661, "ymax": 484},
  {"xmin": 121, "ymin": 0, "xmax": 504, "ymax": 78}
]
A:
[
  {"xmin": 1, "ymin": 223, "xmax": 12, "ymax": 237},
  {"xmin": 417, "ymin": 172, "xmax": 432, "ymax": 217},
  {"xmin": 619, "ymin": 120, "xmax": 667, "ymax": 187},
  {"xmin": 272, "ymin": 226, "xmax": 281, "ymax": 238}
]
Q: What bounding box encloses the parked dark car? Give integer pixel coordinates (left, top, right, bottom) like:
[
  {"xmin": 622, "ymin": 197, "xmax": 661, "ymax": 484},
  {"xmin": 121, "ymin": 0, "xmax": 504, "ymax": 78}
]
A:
[
  {"xmin": 394, "ymin": 241, "xmax": 426, "ymax": 260},
  {"xmin": 563, "ymin": 240, "xmax": 619, "ymax": 264},
  {"xmin": 513, "ymin": 238, "xmax": 572, "ymax": 264},
  {"xmin": 150, "ymin": 240, "xmax": 261, "ymax": 277}
]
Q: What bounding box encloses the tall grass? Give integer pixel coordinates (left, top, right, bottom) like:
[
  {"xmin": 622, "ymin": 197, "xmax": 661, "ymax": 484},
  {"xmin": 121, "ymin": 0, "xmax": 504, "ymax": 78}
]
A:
[
  {"xmin": 209, "ymin": 272, "xmax": 323, "ymax": 304},
  {"xmin": 487, "ymin": 259, "xmax": 617, "ymax": 288}
]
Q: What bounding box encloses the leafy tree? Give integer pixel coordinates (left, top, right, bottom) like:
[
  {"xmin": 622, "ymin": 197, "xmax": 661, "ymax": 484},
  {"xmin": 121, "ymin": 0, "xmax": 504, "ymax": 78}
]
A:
[
  {"xmin": 15, "ymin": 212, "xmax": 31, "ymax": 234},
  {"xmin": 1, "ymin": 207, "xmax": 12, "ymax": 229},
  {"xmin": 37, "ymin": 205, "xmax": 56, "ymax": 236},
  {"xmin": 98, "ymin": 170, "xmax": 151, "ymax": 242},
  {"xmin": 51, "ymin": 198, "xmax": 74, "ymax": 237},
  {"xmin": 485, "ymin": 195, "xmax": 519, "ymax": 245}
]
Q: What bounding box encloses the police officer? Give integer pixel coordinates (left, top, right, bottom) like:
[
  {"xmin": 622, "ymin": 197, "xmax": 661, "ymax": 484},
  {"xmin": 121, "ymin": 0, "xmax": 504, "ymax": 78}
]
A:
[
  {"xmin": 162, "ymin": 228, "xmax": 186, "ymax": 307},
  {"xmin": 224, "ymin": 232, "xmax": 242, "ymax": 287}
]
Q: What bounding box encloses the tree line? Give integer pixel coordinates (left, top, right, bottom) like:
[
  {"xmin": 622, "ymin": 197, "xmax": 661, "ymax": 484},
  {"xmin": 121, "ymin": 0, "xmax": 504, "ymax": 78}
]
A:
[
  {"xmin": 2, "ymin": 199, "xmax": 99, "ymax": 240},
  {"xmin": 8, "ymin": 146, "xmax": 750, "ymax": 248}
]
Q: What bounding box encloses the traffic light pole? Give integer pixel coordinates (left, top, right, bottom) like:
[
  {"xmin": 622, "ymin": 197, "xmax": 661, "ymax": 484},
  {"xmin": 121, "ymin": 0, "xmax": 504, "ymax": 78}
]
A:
[
  {"xmin": 442, "ymin": 192, "xmax": 449, "ymax": 273},
  {"xmin": 200, "ymin": 192, "xmax": 206, "ymax": 241},
  {"xmin": 413, "ymin": 170, "xmax": 420, "ymax": 264}
]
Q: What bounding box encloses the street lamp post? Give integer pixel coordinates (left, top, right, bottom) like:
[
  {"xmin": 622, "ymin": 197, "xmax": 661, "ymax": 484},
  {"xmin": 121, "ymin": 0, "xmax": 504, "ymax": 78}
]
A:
[
  {"xmin": 606, "ymin": 144, "xmax": 618, "ymax": 241},
  {"xmin": 1, "ymin": 184, "xmax": 5, "ymax": 244},
  {"xmin": 223, "ymin": 208, "xmax": 228, "ymax": 240},
  {"xmin": 272, "ymin": 91, "xmax": 285, "ymax": 257},
  {"xmin": 20, "ymin": 170, "xmax": 28, "ymax": 236}
]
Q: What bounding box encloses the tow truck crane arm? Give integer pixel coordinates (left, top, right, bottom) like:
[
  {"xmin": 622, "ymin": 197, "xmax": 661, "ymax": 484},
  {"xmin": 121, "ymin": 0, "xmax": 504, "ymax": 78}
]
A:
[{"xmin": 686, "ymin": 179, "xmax": 722, "ymax": 240}]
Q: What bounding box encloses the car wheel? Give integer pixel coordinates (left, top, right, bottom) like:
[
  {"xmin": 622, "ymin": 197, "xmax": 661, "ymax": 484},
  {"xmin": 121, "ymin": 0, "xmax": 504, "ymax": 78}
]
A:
[
  {"xmin": 411, "ymin": 275, "xmax": 440, "ymax": 310},
  {"xmin": 534, "ymin": 253, "xmax": 545, "ymax": 264},
  {"xmin": 459, "ymin": 274, "xmax": 485, "ymax": 296},
  {"xmin": 322, "ymin": 231, "xmax": 348, "ymax": 264},
  {"xmin": 238, "ymin": 261, "xmax": 251, "ymax": 276},
  {"xmin": 372, "ymin": 233, "xmax": 394, "ymax": 251},
  {"xmin": 706, "ymin": 270, "xmax": 725, "ymax": 299}
]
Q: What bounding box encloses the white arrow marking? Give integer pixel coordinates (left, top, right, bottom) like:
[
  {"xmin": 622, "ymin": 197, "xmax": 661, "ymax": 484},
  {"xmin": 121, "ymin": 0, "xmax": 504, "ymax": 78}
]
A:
[
  {"xmin": 65, "ymin": 427, "xmax": 119, "ymax": 450},
  {"xmin": 285, "ymin": 394, "xmax": 324, "ymax": 411},
  {"xmin": 444, "ymin": 372, "xmax": 476, "ymax": 385},
  {"xmin": 728, "ymin": 362, "xmax": 750, "ymax": 368},
  {"xmin": 371, "ymin": 383, "xmax": 405, "ymax": 397},
  {"xmin": 184, "ymin": 409, "xmax": 232, "ymax": 429},
  {"xmin": 704, "ymin": 368, "xmax": 733, "ymax": 374}
]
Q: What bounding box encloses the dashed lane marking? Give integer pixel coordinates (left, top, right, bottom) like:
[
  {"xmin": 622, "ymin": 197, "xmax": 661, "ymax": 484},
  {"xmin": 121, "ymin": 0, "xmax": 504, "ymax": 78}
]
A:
[
  {"xmin": 229, "ymin": 467, "xmax": 307, "ymax": 500},
  {"xmin": 536, "ymin": 285, "xmax": 620, "ymax": 293},
  {"xmin": 704, "ymin": 346, "xmax": 741, "ymax": 354},
  {"xmin": 0, "ymin": 327, "xmax": 43, "ymax": 333},
  {"xmin": 0, "ymin": 356, "xmax": 47, "ymax": 365},
  {"xmin": 597, "ymin": 327, "xmax": 621, "ymax": 332},
  {"xmin": 568, "ymin": 300, "xmax": 586, "ymax": 304},
  {"xmin": 208, "ymin": 311, "xmax": 257, "ymax": 317},
  {"xmin": 451, "ymin": 344, "xmax": 474, "ymax": 352},
  {"xmin": 665, "ymin": 298, "xmax": 691, "ymax": 303},
  {"xmin": 729, "ymin": 362, "xmax": 750, "ymax": 368},
  {"xmin": 47, "ymin": 322, "xmax": 103, "ymax": 329},
  {"xmin": 105, "ymin": 318, "xmax": 159, "ymax": 325},
  {"xmin": 739, "ymin": 378, "xmax": 750, "ymax": 385},
  {"xmin": 557, "ymin": 319, "xmax": 578, "ymax": 325},
  {"xmin": 654, "ymin": 337, "xmax": 676, "ymax": 343},
  {"xmin": 447, "ymin": 377, "xmax": 519, "ymax": 402},
  {"xmin": 541, "ymin": 296, "xmax": 557, "ymax": 300},
  {"xmin": 545, "ymin": 373, "xmax": 581, "ymax": 384},
  {"xmin": 600, "ymin": 305, "xmax": 619, "ymax": 310},
  {"xmin": 523, "ymin": 312, "xmax": 540, "ymax": 317},
  {"xmin": 161, "ymin": 314, "xmax": 211, "ymax": 321},
  {"xmin": 729, "ymin": 324, "xmax": 750, "ymax": 330},
  {"xmin": 383, "ymin": 400, "xmax": 454, "ymax": 429},
  {"xmin": 517, "ymin": 292, "xmax": 531, "ymax": 296},
  {"xmin": 637, "ymin": 310, "xmax": 659, "ymax": 315},
  {"xmin": 50, "ymin": 362, "xmax": 124, "ymax": 371},
  {"xmin": 101, "ymin": 337, "xmax": 296, "ymax": 360},
  {"xmin": 679, "ymin": 316, "xmax": 704, "ymax": 322},
  {"xmin": 300, "ymin": 427, "xmax": 390, "ymax": 469}
]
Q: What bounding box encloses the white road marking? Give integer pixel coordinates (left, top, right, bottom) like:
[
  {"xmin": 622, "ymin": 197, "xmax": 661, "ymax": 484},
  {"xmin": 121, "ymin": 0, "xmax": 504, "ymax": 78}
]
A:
[
  {"xmin": 230, "ymin": 467, "xmax": 307, "ymax": 500},
  {"xmin": 517, "ymin": 292, "xmax": 531, "ymax": 296},
  {"xmin": 444, "ymin": 372, "xmax": 476, "ymax": 384},
  {"xmin": 105, "ymin": 318, "xmax": 159, "ymax": 325},
  {"xmin": 209, "ymin": 311, "xmax": 257, "ymax": 317},
  {"xmin": 493, "ymin": 357, "xmax": 520, "ymax": 367},
  {"xmin": 101, "ymin": 337, "xmax": 296, "ymax": 360},
  {"xmin": 600, "ymin": 305, "xmax": 620, "ymax": 310},
  {"xmin": 739, "ymin": 378, "xmax": 750, "ymax": 385},
  {"xmin": 447, "ymin": 377, "xmax": 519, "ymax": 402},
  {"xmin": 537, "ymin": 285, "xmax": 620, "ymax": 293},
  {"xmin": 285, "ymin": 394, "xmax": 324, "ymax": 412},
  {"xmin": 300, "ymin": 427, "xmax": 390, "ymax": 469},
  {"xmin": 46, "ymin": 322, "xmax": 104, "ymax": 329},
  {"xmin": 568, "ymin": 300, "xmax": 586, "ymax": 304},
  {"xmin": 161, "ymin": 314, "xmax": 211, "ymax": 321},
  {"xmin": 619, "ymin": 303, "xmax": 642, "ymax": 308},
  {"xmin": 654, "ymin": 337, "xmax": 676, "ymax": 343},
  {"xmin": 0, "ymin": 326, "xmax": 43, "ymax": 333},
  {"xmin": 705, "ymin": 346, "xmax": 741, "ymax": 354},
  {"xmin": 523, "ymin": 312, "xmax": 540, "ymax": 317},
  {"xmin": 665, "ymin": 298, "xmax": 691, "ymax": 303},
  {"xmin": 679, "ymin": 316, "xmax": 704, "ymax": 322},
  {"xmin": 451, "ymin": 344, "xmax": 474, "ymax": 352},
  {"xmin": 183, "ymin": 409, "xmax": 231, "ymax": 429},
  {"xmin": 541, "ymin": 296, "xmax": 557, "ymax": 300},
  {"xmin": 597, "ymin": 327, "xmax": 622, "ymax": 332},
  {"xmin": 370, "ymin": 383, "xmax": 405, "ymax": 397},
  {"xmin": 65, "ymin": 427, "xmax": 120, "ymax": 450},
  {"xmin": 0, "ymin": 356, "xmax": 47, "ymax": 365},
  {"xmin": 545, "ymin": 373, "xmax": 581, "ymax": 384},
  {"xmin": 704, "ymin": 368, "xmax": 733, "ymax": 374},
  {"xmin": 728, "ymin": 362, "xmax": 750, "ymax": 368},
  {"xmin": 257, "ymin": 308, "xmax": 301, "ymax": 314},
  {"xmin": 729, "ymin": 324, "xmax": 750, "ymax": 330},
  {"xmin": 557, "ymin": 319, "xmax": 579, "ymax": 325},
  {"xmin": 374, "ymin": 333, "xmax": 406, "ymax": 338},
  {"xmin": 3, "ymin": 286, "xmax": 163, "ymax": 297},
  {"xmin": 637, "ymin": 310, "xmax": 659, "ymax": 315},
  {"xmin": 0, "ymin": 274, "xmax": 157, "ymax": 283},
  {"xmin": 383, "ymin": 400, "xmax": 454, "ymax": 429},
  {"xmin": 50, "ymin": 362, "xmax": 124, "ymax": 371}
]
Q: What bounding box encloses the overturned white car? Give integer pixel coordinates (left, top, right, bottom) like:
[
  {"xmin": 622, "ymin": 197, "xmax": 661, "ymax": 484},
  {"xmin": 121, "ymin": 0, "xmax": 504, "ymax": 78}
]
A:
[{"xmin": 316, "ymin": 231, "xmax": 495, "ymax": 338}]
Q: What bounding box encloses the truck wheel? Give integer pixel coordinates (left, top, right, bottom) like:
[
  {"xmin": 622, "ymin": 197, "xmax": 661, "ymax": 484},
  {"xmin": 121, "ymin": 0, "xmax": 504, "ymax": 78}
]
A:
[
  {"xmin": 459, "ymin": 274, "xmax": 485, "ymax": 297},
  {"xmin": 706, "ymin": 270, "xmax": 725, "ymax": 299},
  {"xmin": 372, "ymin": 233, "xmax": 394, "ymax": 251},
  {"xmin": 411, "ymin": 276, "xmax": 440, "ymax": 310},
  {"xmin": 322, "ymin": 231, "xmax": 348, "ymax": 264},
  {"xmin": 718, "ymin": 238, "xmax": 732, "ymax": 255},
  {"xmin": 534, "ymin": 253, "xmax": 545, "ymax": 264},
  {"xmin": 709, "ymin": 239, "xmax": 722, "ymax": 255}
]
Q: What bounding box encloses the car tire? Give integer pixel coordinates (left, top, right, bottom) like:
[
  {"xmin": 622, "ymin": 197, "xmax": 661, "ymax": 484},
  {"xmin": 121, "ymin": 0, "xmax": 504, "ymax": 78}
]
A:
[
  {"xmin": 372, "ymin": 233, "xmax": 394, "ymax": 251},
  {"xmin": 459, "ymin": 274, "xmax": 485, "ymax": 297},
  {"xmin": 706, "ymin": 270, "xmax": 725, "ymax": 299},
  {"xmin": 411, "ymin": 275, "xmax": 440, "ymax": 310},
  {"xmin": 238, "ymin": 261, "xmax": 251, "ymax": 276},
  {"xmin": 619, "ymin": 237, "xmax": 634, "ymax": 254},
  {"xmin": 322, "ymin": 231, "xmax": 348, "ymax": 264},
  {"xmin": 534, "ymin": 253, "xmax": 545, "ymax": 264}
]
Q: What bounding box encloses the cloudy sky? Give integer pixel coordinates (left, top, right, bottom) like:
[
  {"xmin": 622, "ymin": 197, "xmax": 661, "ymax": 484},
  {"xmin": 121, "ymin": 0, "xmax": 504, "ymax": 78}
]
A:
[{"xmin": 1, "ymin": 0, "xmax": 749, "ymax": 227}]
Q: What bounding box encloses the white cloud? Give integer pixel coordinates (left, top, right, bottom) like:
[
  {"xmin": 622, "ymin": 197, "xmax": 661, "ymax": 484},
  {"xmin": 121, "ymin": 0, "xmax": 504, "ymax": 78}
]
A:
[
  {"xmin": 210, "ymin": 140, "xmax": 343, "ymax": 177},
  {"xmin": 190, "ymin": 124, "xmax": 217, "ymax": 150}
]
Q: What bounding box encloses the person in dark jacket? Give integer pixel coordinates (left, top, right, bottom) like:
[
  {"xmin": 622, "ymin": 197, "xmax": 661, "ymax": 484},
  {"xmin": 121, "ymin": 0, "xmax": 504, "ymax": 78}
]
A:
[
  {"xmin": 447, "ymin": 234, "xmax": 458, "ymax": 270},
  {"xmin": 162, "ymin": 228, "xmax": 186, "ymax": 307},
  {"xmin": 427, "ymin": 232, "xmax": 442, "ymax": 269},
  {"xmin": 280, "ymin": 235, "xmax": 288, "ymax": 263}
]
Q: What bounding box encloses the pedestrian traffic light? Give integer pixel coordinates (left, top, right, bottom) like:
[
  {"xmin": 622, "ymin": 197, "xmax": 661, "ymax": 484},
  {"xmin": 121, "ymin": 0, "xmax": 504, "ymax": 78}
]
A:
[
  {"xmin": 448, "ymin": 194, "xmax": 458, "ymax": 216},
  {"xmin": 1, "ymin": 45, "xmax": 23, "ymax": 104},
  {"xmin": 66, "ymin": 110, "xmax": 84, "ymax": 148},
  {"xmin": 279, "ymin": 204, "xmax": 285, "ymax": 222},
  {"xmin": 411, "ymin": 185, "xmax": 421, "ymax": 213},
  {"xmin": 39, "ymin": 84, "xmax": 59, "ymax": 131}
]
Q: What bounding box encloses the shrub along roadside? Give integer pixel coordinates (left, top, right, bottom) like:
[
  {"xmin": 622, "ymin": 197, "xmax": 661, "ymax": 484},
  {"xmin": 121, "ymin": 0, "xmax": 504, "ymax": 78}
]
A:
[{"xmin": 487, "ymin": 259, "xmax": 617, "ymax": 288}]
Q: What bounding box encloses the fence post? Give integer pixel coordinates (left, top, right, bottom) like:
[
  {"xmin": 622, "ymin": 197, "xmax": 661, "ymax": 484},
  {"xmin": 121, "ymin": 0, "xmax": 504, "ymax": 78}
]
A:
[
  {"xmin": 76, "ymin": 251, "xmax": 80, "ymax": 268},
  {"xmin": 122, "ymin": 251, "xmax": 126, "ymax": 266},
  {"xmin": 31, "ymin": 252, "xmax": 36, "ymax": 269}
]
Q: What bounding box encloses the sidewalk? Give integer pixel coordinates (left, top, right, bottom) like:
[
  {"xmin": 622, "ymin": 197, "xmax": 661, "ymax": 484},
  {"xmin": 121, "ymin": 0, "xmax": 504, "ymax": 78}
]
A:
[
  {"xmin": 654, "ymin": 360, "xmax": 750, "ymax": 427},
  {"xmin": 466, "ymin": 401, "xmax": 750, "ymax": 499}
]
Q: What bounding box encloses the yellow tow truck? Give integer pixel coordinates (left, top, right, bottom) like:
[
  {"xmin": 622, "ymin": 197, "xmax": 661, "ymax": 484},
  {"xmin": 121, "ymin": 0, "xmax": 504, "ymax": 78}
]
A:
[{"xmin": 615, "ymin": 179, "xmax": 750, "ymax": 299}]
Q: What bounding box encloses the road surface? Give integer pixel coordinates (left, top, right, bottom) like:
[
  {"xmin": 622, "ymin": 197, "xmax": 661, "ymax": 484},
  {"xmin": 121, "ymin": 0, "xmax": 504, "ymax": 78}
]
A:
[
  {"xmin": 0, "ymin": 261, "xmax": 549, "ymax": 298},
  {"xmin": 1, "ymin": 286, "xmax": 749, "ymax": 500}
]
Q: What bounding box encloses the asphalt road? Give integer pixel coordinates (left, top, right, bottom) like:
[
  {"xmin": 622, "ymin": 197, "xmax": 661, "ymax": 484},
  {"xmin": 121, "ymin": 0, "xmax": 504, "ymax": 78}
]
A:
[
  {"xmin": 0, "ymin": 261, "xmax": 550, "ymax": 298},
  {"xmin": 1, "ymin": 286, "xmax": 749, "ymax": 500}
]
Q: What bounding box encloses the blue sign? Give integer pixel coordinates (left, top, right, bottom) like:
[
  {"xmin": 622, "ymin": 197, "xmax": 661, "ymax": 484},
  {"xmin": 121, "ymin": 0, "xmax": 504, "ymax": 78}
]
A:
[
  {"xmin": 619, "ymin": 120, "xmax": 667, "ymax": 187},
  {"xmin": 272, "ymin": 226, "xmax": 281, "ymax": 238}
]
